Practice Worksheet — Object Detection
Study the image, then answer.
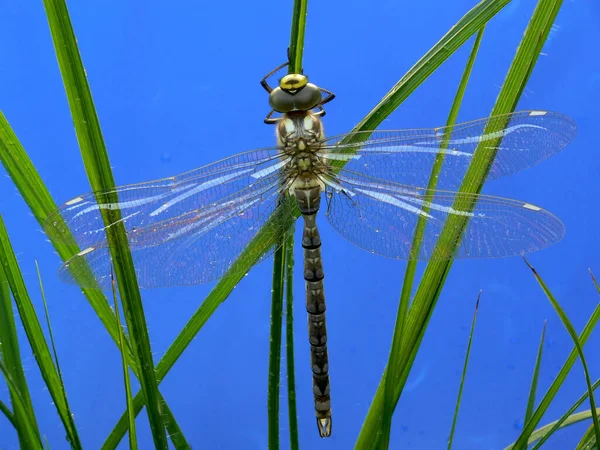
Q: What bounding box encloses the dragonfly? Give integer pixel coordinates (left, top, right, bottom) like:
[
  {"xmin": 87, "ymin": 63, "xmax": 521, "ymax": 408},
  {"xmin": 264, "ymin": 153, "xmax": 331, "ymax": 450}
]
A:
[{"xmin": 44, "ymin": 61, "xmax": 576, "ymax": 438}]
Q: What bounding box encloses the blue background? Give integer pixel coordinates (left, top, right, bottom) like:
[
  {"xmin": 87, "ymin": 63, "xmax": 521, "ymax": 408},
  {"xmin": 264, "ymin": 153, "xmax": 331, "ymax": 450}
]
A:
[{"xmin": 1, "ymin": 0, "xmax": 599, "ymax": 448}]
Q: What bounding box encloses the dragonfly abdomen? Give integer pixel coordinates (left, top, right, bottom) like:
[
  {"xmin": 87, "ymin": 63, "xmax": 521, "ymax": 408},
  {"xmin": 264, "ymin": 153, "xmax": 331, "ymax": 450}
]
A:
[{"xmin": 295, "ymin": 186, "xmax": 332, "ymax": 437}]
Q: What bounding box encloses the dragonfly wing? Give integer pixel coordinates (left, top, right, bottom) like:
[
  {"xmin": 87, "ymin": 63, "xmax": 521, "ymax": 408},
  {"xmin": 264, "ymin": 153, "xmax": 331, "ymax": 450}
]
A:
[
  {"xmin": 44, "ymin": 148, "xmax": 286, "ymax": 250},
  {"xmin": 319, "ymin": 111, "xmax": 576, "ymax": 190},
  {"xmin": 321, "ymin": 170, "xmax": 564, "ymax": 260},
  {"xmin": 58, "ymin": 184, "xmax": 298, "ymax": 289}
]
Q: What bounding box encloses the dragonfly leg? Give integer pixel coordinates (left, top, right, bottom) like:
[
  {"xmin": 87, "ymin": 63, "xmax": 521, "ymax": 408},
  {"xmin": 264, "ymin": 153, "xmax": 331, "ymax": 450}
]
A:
[
  {"xmin": 260, "ymin": 61, "xmax": 290, "ymax": 93},
  {"xmin": 264, "ymin": 109, "xmax": 280, "ymax": 125}
]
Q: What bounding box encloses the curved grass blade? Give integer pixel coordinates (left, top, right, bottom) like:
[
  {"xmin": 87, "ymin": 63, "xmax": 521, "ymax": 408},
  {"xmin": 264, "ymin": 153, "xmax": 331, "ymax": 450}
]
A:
[
  {"xmin": 355, "ymin": 0, "xmax": 566, "ymax": 447},
  {"xmin": 523, "ymin": 257, "xmax": 600, "ymax": 443},
  {"xmin": 0, "ymin": 360, "xmax": 43, "ymax": 448},
  {"xmin": 525, "ymin": 321, "xmax": 547, "ymax": 424},
  {"xmin": 532, "ymin": 386, "xmax": 600, "ymax": 450},
  {"xmin": 0, "ymin": 264, "xmax": 41, "ymax": 448},
  {"xmin": 285, "ymin": 231, "xmax": 300, "ymax": 450},
  {"xmin": 512, "ymin": 294, "xmax": 600, "ymax": 447},
  {"xmin": 379, "ymin": 27, "xmax": 485, "ymax": 449},
  {"xmin": 448, "ymin": 292, "xmax": 481, "ymax": 449},
  {"xmin": 111, "ymin": 270, "xmax": 138, "ymax": 450},
  {"xmin": 41, "ymin": 0, "xmax": 167, "ymax": 446},
  {"xmin": 503, "ymin": 385, "xmax": 600, "ymax": 450},
  {"xmin": 268, "ymin": 237, "xmax": 287, "ymax": 449},
  {"xmin": 0, "ymin": 216, "xmax": 81, "ymax": 448}
]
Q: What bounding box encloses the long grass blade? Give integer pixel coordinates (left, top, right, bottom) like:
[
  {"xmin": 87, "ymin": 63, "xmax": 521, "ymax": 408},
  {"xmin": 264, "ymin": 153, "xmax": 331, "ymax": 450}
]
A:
[
  {"xmin": 0, "ymin": 216, "xmax": 82, "ymax": 448},
  {"xmin": 268, "ymin": 237, "xmax": 287, "ymax": 449},
  {"xmin": 288, "ymin": 0, "xmax": 308, "ymax": 73},
  {"xmin": 448, "ymin": 292, "xmax": 481, "ymax": 449},
  {"xmin": 504, "ymin": 379, "xmax": 600, "ymax": 450},
  {"xmin": 379, "ymin": 27, "xmax": 485, "ymax": 449},
  {"xmin": 111, "ymin": 270, "xmax": 138, "ymax": 450},
  {"xmin": 356, "ymin": 0, "xmax": 564, "ymax": 447},
  {"xmin": 285, "ymin": 231, "xmax": 299, "ymax": 450},
  {"xmin": 35, "ymin": 261, "xmax": 80, "ymax": 447},
  {"xmin": 523, "ymin": 258, "xmax": 600, "ymax": 443},
  {"xmin": 41, "ymin": 0, "xmax": 167, "ymax": 446},
  {"xmin": 525, "ymin": 321, "xmax": 547, "ymax": 424},
  {"xmin": 0, "ymin": 360, "xmax": 43, "ymax": 448},
  {"xmin": 512, "ymin": 298, "xmax": 600, "ymax": 447},
  {"xmin": 0, "ymin": 263, "xmax": 41, "ymax": 448},
  {"xmin": 575, "ymin": 424, "xmax": 597, "ymax": 450}
]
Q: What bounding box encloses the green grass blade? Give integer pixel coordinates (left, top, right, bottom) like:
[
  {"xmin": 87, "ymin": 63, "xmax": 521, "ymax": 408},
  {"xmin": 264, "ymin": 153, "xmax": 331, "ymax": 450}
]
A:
[
  {"xmin": 523, "ymin": 258, "xmax": 600, "ymax": 443},
  {"xmin": 0, "ymin": 216, "xmax": 82, "ymax": 448},
  {"xmin": 448, "ymin": 292, "xmax": 481, "ymax": 449},
  {"xmin": 268, "ymin": 238, "xmax": 287, "ymax": 449},
  {"xmin": 0, "ymin": 102, "xmax": 187, "ymax": 450},
  {"xmin": 0, "ymin": 399, "xmax": 16, "ymax": 429},
  {"xmin": 285, "ymin": 231, "xmax": 299, "ymax": 450},
  {"xmin": 504, "ymin": 379, "xmax": 600, "ymax": 450},
  {"xmin": 0, "ymin": 263, "xmax": 41, "ymax": 448},
  {"xmin": 0, "ymin": 112, "xmax": 137, "ymax": 369},
  {"xmin": 380, "ymin": 27, "xmax": 485, "ymax": 449},
  {"xmin": 41, "ymin": 0, "xmax": 167, "ymax": 446},
  {"xmin": 355, "ymin": 0, "xmax": 564, "ymax": 447},
  {"xmin": 0, "ymin": 359, "xmax": 43, "ymax": 448},
  {"xmin": 575, "ymin": 424, "xmax": 597, "ymax": 450},
  {"xmin": 35, "ymin": 261, "xmax": 80, "ymax": 447},
  {"xmin": 525, "ymin": 321, "xmax": 547, "ymax": 424},
  {"xmin": 111, "ymin": 271, "xmax": 138, "ymax": 450},
  {"xmin": 512, "ymin": 293, "xmax": 600, "ymax": 447},
  {"xmin": 288, "ymin": 0, "xmax": 308, "ymax": 73},
  {"xmin": 344, "ymin": 0, "xmax": 508, "ymax": 137}
]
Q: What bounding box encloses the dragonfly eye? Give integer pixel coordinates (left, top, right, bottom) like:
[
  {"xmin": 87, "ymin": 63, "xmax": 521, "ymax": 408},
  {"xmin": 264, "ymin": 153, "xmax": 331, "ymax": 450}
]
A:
[{"xmin": 293, "ymin": 83, "xmax": 322, "ymax": 111}]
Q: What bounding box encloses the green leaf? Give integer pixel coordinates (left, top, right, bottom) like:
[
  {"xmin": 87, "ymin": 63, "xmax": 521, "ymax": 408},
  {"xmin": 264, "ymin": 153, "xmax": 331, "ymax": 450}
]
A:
[
  {"xmin": 380, "ymin": 26, "xmax": 485, "ymax": 449},
  {"xmin": 523, "ymin": 257, "xmax": 600, "ymax": 444},
  {"xmin": 111, "ymin": 272, "xmax": 138, "ymax": 450},
  {"xmin": 0, "ymin": 262, "xmax": 41, "ymax": 448},
  {"xmin": 0, "ymin": 216, "xmax": 81, "ymax": 448},
  {"xmin": 0, "ymin": 359, "xmax": 43, "ymax": 448},
  {"xmin": 525, "ymin": 321, "xmax": 547, "ymax": 424},
  {"xmin": 356, "ymin": 0, "xmax": 564, "ymax": 447},
  {"xmin": 41, "ymin": 0, "xmax": 168, "ymax": 446},
  {"xmin": 284, "ymin": 231, "xmax": 299, "ymax": 450},
  {"xmin": 448, "ymin": 292, "xmax": 481, "ymax": 449},
  {"xmin": 268, "ymin": 237, "xmax": 287, "ymax": 449},
  {"xmin": 36, "ymin": 262, "xmax": 80, "ymax": 448},
  {"xmin": 289, "ymin": 0, "xmax": 308, "ymax": 74},
  {"xmin": 511, "ymin": 271, "xmax": 600, "ymax": 448},
  {"xmin": 0, "ymin": 399, "xmax": 16, "ymax": 429}
]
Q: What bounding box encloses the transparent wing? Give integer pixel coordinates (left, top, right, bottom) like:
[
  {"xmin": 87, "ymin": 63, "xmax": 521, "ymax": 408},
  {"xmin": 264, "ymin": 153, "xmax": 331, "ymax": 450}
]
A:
[
  {"xmin": 58, "ymin": 184, "xmax": 298, "ymax": 289},
  {"xmin": 45, "ymin": 148, "xmax": 297, "ymax": 289},
  {"xmin": 318, "ymin": 111, "xmax": 576, "ymax": 190},
  {"xmin": 321, "ymin": 170, "xmax": 565, "ymax": 260},
  {"xmin": 44, "ymin": 148, "xmax": 286, "ymax": 249}
]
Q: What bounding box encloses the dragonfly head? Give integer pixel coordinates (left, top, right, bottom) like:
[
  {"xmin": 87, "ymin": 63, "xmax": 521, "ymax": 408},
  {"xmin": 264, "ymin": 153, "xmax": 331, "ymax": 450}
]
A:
[{"xmin": 269, "ymin": 73, "xmax": 323, "ymax": 113}]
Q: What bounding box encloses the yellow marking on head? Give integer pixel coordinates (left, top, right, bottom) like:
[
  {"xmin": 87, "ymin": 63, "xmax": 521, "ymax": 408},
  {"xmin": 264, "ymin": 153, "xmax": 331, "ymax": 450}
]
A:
[{"xmin": 280, "ymin": 74, "xmax": 308, "ymax": 91}]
